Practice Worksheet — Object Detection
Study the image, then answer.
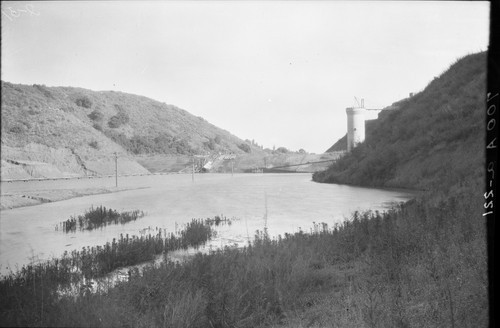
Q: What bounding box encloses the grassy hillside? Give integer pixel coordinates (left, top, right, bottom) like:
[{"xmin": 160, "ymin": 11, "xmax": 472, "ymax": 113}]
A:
[
  {"xmin": 0, "ymin": 82, "xmax": 263, "ymax": 179},
  {"xmin": 314, "ymin": 52, "xmax": 486, "ymax": 192}
]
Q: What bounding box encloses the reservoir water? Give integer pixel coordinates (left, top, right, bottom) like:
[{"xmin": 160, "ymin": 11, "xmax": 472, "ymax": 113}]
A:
[{"xmin": 0, "ymin": 173, "xmax": 414, "ymax": 275}]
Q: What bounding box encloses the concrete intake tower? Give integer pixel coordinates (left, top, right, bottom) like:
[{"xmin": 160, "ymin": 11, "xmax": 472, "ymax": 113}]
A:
[
  {"xmin": 345, "ymin": 99, "xmax": 382, "ymax": 152},
  {"xmin": 346, "ymin": 106, "xmax": 366, "ymax": 152}
]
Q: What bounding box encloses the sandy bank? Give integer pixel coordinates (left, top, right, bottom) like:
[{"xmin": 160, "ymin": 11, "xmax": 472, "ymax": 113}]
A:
[{"xmin": 0, "ymin": 186, "xmax": 148, "ymax": 211}]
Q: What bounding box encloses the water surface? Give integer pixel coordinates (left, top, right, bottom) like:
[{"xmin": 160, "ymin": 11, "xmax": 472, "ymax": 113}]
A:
[{"xmin": 0, "ymin": 173, "xmax": 414, "ymax": 274}]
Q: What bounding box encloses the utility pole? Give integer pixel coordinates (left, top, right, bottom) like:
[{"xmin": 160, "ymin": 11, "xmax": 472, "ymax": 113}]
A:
[
  {"xmin": 192, "ymin": 156, "xmax": 195, "ymax": 182},
  {"xmin": 231, "ymin": 159, "xmax": 234, "ymax": 177},
  {"xmin": 264, "ymin": 191, "xmax": 268, "ymax": 235},
  {"xmin": 114, "ymin": 152, "xmax": 118, "ymax": 187}
]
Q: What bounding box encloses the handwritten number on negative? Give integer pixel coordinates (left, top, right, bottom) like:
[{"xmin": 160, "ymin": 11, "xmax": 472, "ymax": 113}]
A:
[
  {"xmin": 488, "ymin": 162, "xmax": 495, "ymax": 179},
  {"xmin": 487, "ymin": 138, "xmax": 497, "ymax": 149}
]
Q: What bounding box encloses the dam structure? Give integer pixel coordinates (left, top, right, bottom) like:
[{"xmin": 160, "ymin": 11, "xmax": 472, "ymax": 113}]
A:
[{"xmin": 345, "ymin": 99, "xmax": 381, "ymax": 152}]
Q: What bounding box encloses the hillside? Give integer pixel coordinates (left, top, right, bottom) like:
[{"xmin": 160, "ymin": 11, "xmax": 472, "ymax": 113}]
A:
[
  {"xmin": 0, "ymin": 82, "xmax": 264, "ymax": 180},
  {"xmin": 314, "ymin": 51, "xmax": 486, "ymax": 192},
  {"xmin": 325, "ymin": 134, "xmax": 347, "ymax": 152}
]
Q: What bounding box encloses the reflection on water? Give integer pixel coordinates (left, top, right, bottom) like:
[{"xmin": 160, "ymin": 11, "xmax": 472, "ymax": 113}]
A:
[{"xmin": 0, "ymin": 173, "xmax": 414, "ymax": 274}]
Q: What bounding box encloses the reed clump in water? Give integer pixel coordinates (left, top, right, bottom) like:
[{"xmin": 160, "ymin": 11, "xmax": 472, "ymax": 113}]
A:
[
  {"xmin": 56, "ymin": 205, "xmax": 146, "ymax": 233},
  {"xmin": 204, "ymin": 215, "xmax": 233, "ymax": 227}
]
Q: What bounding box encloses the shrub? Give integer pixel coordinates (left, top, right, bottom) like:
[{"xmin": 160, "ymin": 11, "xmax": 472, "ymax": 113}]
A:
[
  {"xmin": 108, "ymin": 116, "xmax": 121, "ymax": 128},
  {"xmin": 173, "ymin": 138, "xmax": 193, "ymax": 154},
  {"xmin": 88, "ymin": 110, "xmax": 103, "ymax": 121},
  {"xmin": 276, "ymin": 147, "xmax": 289, "ymax": 153},
  {"xmin": 129, "ymin": 135, "xmax": 153, "ymax": 154},
  {"xmin": 118, "ymin": 111, "xmax": 129, "ymax": 124},
  {"xmin": 75, "ymin": 96, "xmax": 92, "ymax": 108},
  {"xmin": 153, "ymin": 133, "xmax": 174, "ymax": 152},
  {"xmin": 238, "ymin": 143, "xmax": 251, "ymax": 153},
  {"xmin": 9, "ymin": 125, "xmax": 23, "ymax": 133},
  {"xmin": 89, "ymin": 140, "xmax": 99, "ymax": 149},
  {"xmin": 108, "ymin": 111, "xmax": 130, "ymax": 128},
  {"xmin": 204, "ymin": 138, "xmax": 216, "ymax": 151}
]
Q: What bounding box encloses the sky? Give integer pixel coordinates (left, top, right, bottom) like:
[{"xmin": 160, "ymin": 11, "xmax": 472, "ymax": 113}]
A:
[{"xmin": 1, "ymin": 1, "xmax": 490, "ymax": 153}]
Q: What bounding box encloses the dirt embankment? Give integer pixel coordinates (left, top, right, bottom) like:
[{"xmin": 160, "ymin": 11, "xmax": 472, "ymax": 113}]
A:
[
  {"xmin": 134, "ymin": 152, "xmax": 344, "ymax": 174},
  {"xmin": 1, "ymin": 143, "xmax": 150, "ymax": 181},
  {"xmin": 0, "ymin": 186, "xmax": 147, "ymax": 211}
]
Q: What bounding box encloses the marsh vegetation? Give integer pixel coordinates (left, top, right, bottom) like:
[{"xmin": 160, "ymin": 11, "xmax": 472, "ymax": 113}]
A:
[{"xmin": 56, "ymin": 205, "xmax": 146, "ymax": 233}]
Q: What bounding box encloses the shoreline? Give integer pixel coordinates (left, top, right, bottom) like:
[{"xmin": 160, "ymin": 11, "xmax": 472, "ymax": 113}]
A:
[
  {"xmin": 0, "ymin": 186, "xmax": 149, "ymax": 211},
  {"xmin": 0, "ymin": 172, "xmax": 177, "ymax": 183},
  {"xmin": 0, "ymin": 171, "xmax": 306, "ymax": 183}
]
